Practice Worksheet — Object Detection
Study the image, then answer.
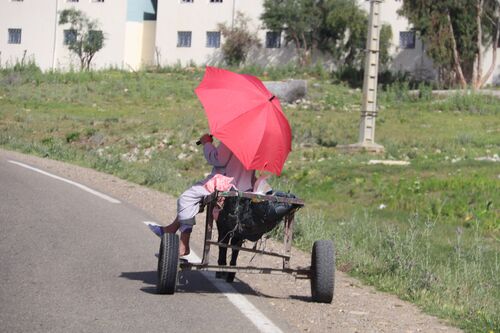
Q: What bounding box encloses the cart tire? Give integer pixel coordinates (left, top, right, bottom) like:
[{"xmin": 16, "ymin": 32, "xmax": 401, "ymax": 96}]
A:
[
  {"xmin": 157, "ymin": 233, "xmax": 179, "ymax": 294},
  {"xmin": 310, "ymin": 240, "xmax": 335, "ymax": 303}
]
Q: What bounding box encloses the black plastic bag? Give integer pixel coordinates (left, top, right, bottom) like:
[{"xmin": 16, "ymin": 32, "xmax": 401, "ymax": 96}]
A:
[{"xmin": 218, "ymin": 192, "xmax": 298, "ymax": 241}]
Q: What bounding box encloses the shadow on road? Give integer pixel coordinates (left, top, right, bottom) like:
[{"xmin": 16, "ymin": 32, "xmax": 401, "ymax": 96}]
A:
[
  {"xmin": 119, "ymin": 270, "xmax": 259, "ymax": 296},
  {"xmin": 119, "ymin": 270, "xmax": 312, "ymax": 302}
]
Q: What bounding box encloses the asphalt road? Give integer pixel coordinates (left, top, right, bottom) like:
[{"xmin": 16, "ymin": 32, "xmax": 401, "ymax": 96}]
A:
[{"xmin": 0, "ymin": 155, "xmax": 295, "ymax": 332}]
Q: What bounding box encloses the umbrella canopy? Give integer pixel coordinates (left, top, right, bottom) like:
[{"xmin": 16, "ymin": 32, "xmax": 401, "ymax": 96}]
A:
[{"xmin": 195, "ymin": 66, "xmax": 292, "ymax": 175}]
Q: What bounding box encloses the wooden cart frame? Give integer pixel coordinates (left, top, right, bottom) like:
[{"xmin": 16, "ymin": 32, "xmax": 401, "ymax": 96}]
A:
[{"xmin": 157, "ymin": 190, "xmax": 335, "ymax": 303}]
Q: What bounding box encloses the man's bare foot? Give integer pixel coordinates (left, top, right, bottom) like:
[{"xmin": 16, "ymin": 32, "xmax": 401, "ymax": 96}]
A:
[{"xmin": 179, "ymin": 232, "xmax": 191, "ymax": 256}]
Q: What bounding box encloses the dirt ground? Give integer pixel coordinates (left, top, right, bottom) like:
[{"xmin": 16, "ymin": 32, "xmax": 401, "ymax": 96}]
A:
[{"xmin": 2, "ymin": 149, "xmax": 463, "ymax": 333}]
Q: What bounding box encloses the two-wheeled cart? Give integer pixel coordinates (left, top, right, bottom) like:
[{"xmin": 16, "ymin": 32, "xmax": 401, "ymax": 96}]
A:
[{"xmin": 156, "ymin": 190, "xmax": 335, "ymax": 303}]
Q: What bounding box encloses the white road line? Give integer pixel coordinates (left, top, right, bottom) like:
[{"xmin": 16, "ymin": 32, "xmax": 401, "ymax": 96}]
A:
[
  {"xmin": 146, "ymin": 223, "xmax": 283, "ymax": 333},
  {"xmin": 206, "ymin": 270, "xmax": 284, "ymax": 333},
  {"xmin": 8, "ymin": 160, "xmax": 121, "ymax": 204}
]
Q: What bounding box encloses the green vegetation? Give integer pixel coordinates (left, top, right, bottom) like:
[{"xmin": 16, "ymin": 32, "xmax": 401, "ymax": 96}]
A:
[
  {"xmin": 261, "ymin": 0, "xmax": 393, "ymax": 68},
  {"xmin": 0, "ymin": 67, "xmax": 498, "ymax": 332}
]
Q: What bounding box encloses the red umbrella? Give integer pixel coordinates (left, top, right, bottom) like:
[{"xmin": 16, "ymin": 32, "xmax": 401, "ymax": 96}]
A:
[{"xmin": 195, "ymin": 66, "xmax": 292, "ymax": 175}]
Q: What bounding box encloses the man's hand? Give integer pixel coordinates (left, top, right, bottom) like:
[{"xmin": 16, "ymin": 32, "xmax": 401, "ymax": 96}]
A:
[{"xmin": 198, "ymin": 134, "xmax": 213, "ymax": 145}]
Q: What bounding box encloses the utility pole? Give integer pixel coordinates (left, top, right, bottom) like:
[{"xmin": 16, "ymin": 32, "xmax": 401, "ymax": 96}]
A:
[{"xmin": 341, "ymin": 0, "xmax": 384, "ymax": 153}]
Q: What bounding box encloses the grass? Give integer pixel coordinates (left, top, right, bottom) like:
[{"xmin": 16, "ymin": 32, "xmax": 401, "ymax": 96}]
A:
[{"xmin": 0, "ymin": 66, "xmax": 499, "ymax": 332}]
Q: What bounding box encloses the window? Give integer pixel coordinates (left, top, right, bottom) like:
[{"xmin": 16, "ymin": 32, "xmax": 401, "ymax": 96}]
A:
[
  {"xmin": 10, "ymin": 0, "xmax": 23, "ymax": 2},
  {"xmin": 8, "ymin": 28, "xmax": 22, "ymax": 44},
  {"xmin": 177, "ymin": 31, "xmax": 192, "ymax": 47},
  {"xmin": 181, "ymin": 0, "xmax": 193, "ymax": 2},
  {"xmin": 92, "ymin": 0, "xmax": 104, "ymax": 2},
  {"xmin": 206, "ymin": 31, "xmax": 220, "ymax": 48},
  {"xmin": 88, "ymin": 30, "xmax": 103, "ymax": 45},
  {"xmin": 67, "ymin": 0, "xmax": 79, "ymax": 2},
  {"xmin": 399, "ymin": 31, "xmax": 415, "ymax": 49},
  {"xmin": 210, "ymin": 0, "xmax": 223, "ymax": 2},
  {"xmin": 266, "ymin": 31, "xmax": 281, "ymax": 48},
  {"xmin": 64, "ymin": 29, "xmax": 77, "ymax": 45}
]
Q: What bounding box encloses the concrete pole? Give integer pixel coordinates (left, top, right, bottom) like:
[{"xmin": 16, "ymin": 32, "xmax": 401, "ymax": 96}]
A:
[{"xmin": 341, "ymin": 0, "xmax": 384, "ymax": 153}]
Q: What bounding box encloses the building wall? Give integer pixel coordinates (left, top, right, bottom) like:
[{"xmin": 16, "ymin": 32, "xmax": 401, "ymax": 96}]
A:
[
  {"xmin": 124, "ymin": 20, "xmax": 156, "ymax": 70},
  {"xmin": 124, "ymin": 0, "xmax": 157, "ymax": 70},
  {"xmin": 359, "ymin": 0, "xmax": 436, "ymax": 79},
  {"xmin": 481, "ymin": 44, "xmax": 500, "ymax": 86},
  {"xmin": 238, "ymin": 0, "xmax": 297, "ymax": 67},
  {"xmin": 0, "ymin": 0, "xmax": 128, "ymax": 71},
  {"xmin": 155, "ymin": 0, "xmax": 296, "ymax": 67},
  {"xmin": 0, "ymin": 0, "xmax": 57, "ymax": 69},
  {"xmin": 155, "ymin": 0, "xmax": 232, "ymax": 66}
]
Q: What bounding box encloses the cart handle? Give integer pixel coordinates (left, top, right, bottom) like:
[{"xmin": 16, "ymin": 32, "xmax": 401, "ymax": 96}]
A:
[{"xmin": 202, "ymin": 190, "xmax": 305, "ymax": 206}]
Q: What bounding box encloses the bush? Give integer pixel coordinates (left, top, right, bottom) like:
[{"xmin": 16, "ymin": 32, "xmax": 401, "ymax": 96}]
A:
[{"xmin": 218, "ymin": 12, "xmax": 261, "ymax": 66}]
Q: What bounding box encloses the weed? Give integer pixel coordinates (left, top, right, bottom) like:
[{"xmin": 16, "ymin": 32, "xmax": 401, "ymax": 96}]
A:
[{"xmin": 65, "ymin": 131, "xmax": 80, "ymax": 143}]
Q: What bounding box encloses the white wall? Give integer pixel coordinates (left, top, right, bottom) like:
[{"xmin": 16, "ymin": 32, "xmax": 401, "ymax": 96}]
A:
[
  {"xmin": 155, "ymin": 0, "xmax": 296, "ymax": 67},
  {"xmin": 0, "ymin": 0, "xmax": 57, "ymax": 69},
  {"xmin": 155, "ymin": 0, "xmax": 229, "ymax": 66},
  {"xmin": 480, "ymin": 44, "xmax": 500, "ymax": 86},
  {"xmin": 124, "ymin": 20, "xmax": 156, "ymax": 70},
  {"xmin": 359, "ymin": 0, "xmax": 436, "ymax": 79},
  {"xmin": 0, "ymin": 0, "xmax": 127, "ymax": 71}
]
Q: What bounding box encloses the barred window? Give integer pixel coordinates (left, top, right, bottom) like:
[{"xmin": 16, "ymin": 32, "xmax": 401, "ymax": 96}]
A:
[
  {"xmin": 399, "ymin": 31, "xmax": 415, "ymax": 49},
  {"xmin": 64, "ymin": 29, "xmax": 77, "ymax": 45},
  {"xmin": 177, "ymin": 31, "xmax": 192, "ymax": 47},
  {"xmin": 266, "ymin": 31, "xmax": 281, "ymax": 48},
  {"xmin": 206, "ymin": 31, "xmax": 220, "ymax": 48},
  {"xmin": 88, "ymin": 30, "xmax": 103, "ymax": 45},
  {"xmin": 8, "ymin": 28, "xmax": 22, "ymax": 44}
]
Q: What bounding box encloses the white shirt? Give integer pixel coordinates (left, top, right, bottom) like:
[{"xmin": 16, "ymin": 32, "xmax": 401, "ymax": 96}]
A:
[{"xmin": 203, "ymin": 142, "xmax": 255, "ymax": 191}]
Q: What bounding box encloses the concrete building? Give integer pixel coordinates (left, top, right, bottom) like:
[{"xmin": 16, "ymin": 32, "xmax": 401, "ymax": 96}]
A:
[
  {"xmin": 0, "ymin": 0, "xmax": 156, "ymax": 71},
  {"xmin": 1, "ymin": 0, "xmax": 499, "ymax": 84},
  {"xmin": 154, "ymin": 0, "xmax": 295, "ymax": 68}
]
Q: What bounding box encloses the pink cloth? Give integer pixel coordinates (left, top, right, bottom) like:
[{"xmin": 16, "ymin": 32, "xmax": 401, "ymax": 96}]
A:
[{"xmin": 203, "ymin": 174, "xmax": 235, "ymax": 193}]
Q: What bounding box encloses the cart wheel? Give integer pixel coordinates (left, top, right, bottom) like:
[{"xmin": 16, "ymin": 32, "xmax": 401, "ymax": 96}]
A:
[
  {"xmin": 310, "ymin": 240, "xmax": 335, "ymax": 303},
  {"xmin": 157, "ymin": 233, "xmax": 179, "ymax": 294}
]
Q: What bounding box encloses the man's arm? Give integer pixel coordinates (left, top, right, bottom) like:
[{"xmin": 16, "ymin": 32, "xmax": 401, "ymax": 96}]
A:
[{"xmin": 203, "ymin": 142, "xmax": 232, "ymax": 167}]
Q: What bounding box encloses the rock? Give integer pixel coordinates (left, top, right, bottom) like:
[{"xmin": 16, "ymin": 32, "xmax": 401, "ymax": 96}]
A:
[
  {"xmin": 368, "ymin": 160, "xmax": 410, "ymax": 166},
  {"xmin": 264, "ymin": 80, "xmax": 307, "ymax": 103},
  {"xmin": 475, "ymin": 154, "xmax": 500, "ymax": 162},
  {"xmin": 89, "ymin": 133, "xmax": 105, "ymax": 146}
]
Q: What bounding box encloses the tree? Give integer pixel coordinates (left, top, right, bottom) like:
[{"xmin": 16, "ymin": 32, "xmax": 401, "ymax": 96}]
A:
[
  {"xmin": 318, "ymin": 0, "xmax": 392, "ymax": 70},
  {"xmin": 59, "ymin": 8, "xmax": 105, "ymax": 71},
  {"xmin": 261, "ymin": 0, "xmax": 322, "ymax": 66},
  {"xmin": 261, "ymin": 0, "xmax": 392, "ymax": 70},
  {"xmin": 399, "ymin": 0, "xmax": 500, "ymax": 89},
  {"xmin": 218, "ymin": 12, "xmax": 261, "ymax": 66}
]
